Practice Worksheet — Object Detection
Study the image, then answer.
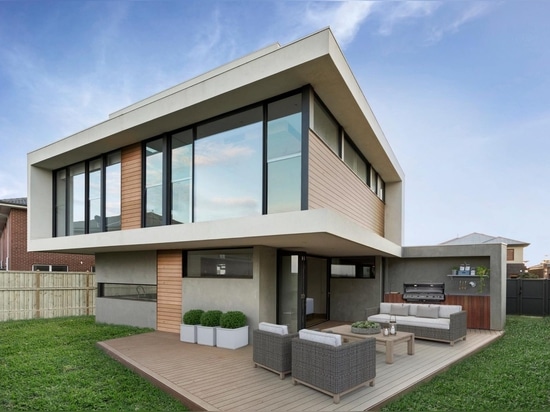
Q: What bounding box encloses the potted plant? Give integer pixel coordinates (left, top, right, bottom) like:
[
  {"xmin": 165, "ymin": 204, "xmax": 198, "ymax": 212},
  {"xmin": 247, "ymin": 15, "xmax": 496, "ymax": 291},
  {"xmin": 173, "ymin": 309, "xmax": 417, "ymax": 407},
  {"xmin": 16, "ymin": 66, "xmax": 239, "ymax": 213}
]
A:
[
  {"xmin": 216, "ymin": 311, "xmax": 249, "ymax": 350},
  {"xmin": 180, "ymin": 309, "xmax": 204, "ymax": 343},
  {"xmin": 476, "ymin": 265, "xmax": 490, "ymax": 293},
  {"xmin": 351, "ymin": 320, "xmax": 381, "ymax": 335},
  {"xmin": 197, "ymin": 310, "xmax": 222, "ymax": 346}
]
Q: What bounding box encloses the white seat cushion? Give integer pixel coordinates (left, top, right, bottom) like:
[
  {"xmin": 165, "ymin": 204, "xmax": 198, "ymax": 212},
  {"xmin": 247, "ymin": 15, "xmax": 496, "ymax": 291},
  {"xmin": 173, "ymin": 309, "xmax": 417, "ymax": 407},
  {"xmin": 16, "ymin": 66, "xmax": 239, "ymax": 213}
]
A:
[
  {"xmin": 259, "ymin": 322, "xmax": 288, "ymax": 335},
  {"xmin": 299, "ymin": 329, "xmax": 342, "ymax": 347}
]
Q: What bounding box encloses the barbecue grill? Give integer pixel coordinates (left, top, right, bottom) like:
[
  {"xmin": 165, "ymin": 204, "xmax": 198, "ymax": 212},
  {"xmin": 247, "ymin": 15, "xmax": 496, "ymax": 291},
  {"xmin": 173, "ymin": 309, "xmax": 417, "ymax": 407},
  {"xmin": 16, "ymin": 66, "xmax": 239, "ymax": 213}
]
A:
[{"xmin": 402, "ymin": 282, "xmax": 445, "ymax": 303}]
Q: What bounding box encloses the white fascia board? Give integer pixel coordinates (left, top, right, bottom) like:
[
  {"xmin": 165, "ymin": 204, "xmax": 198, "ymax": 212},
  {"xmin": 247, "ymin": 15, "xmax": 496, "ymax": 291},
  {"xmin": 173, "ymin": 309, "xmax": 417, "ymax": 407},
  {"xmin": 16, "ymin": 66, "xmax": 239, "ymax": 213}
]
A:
[
  {"xmin": 109, "ymin": 42, "xmax": 282, "ymax": 119},
  {"xmin": 28, "ymin": 208, "xmax": 402, "ymax": 258},
  {"xmin": 27, "ymin": 29, "xmax": 335, "ymax": 170}
]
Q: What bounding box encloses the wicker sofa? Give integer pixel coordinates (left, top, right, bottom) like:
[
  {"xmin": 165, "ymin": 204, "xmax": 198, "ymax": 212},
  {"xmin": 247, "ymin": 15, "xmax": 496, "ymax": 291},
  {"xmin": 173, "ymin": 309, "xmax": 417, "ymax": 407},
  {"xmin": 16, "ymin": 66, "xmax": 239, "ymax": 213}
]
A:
[
  {"xmin": 253, "ymin": 323, "xmax": 298, "ymax": 379},
  {"xmin": 368, "ymin": 302, "xmax": 467, "ymax": 345},
  {"xmin": 291, "ymin": 330, "xmax": 376, "ymax": 404}
]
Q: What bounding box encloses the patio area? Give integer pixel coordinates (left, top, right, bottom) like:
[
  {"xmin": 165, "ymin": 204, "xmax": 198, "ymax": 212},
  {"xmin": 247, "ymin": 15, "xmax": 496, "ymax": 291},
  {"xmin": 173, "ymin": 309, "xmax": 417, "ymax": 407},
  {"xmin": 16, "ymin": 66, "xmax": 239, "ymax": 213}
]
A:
[{"xmin": 98, "ymin": 324, "xmax": 502, "ymax": 411}]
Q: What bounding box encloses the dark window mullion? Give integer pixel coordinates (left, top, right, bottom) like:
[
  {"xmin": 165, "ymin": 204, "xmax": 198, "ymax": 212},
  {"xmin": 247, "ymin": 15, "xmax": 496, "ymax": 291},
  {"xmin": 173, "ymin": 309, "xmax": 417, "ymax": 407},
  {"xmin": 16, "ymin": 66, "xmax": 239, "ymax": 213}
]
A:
[
  {"xmin": 101, "ymin": 154, "xmax": 107, "ymax": 232},
  {"xmin": 163, "ymin": 135, "xmax": 170, "ymax": 225},
  {"xmin": 84, "ymin": 161, "xmax": 90, "ymax": 234},
  {"xmin": 262, "ymin": 103, "xmax": 268, "ymax": 215}
]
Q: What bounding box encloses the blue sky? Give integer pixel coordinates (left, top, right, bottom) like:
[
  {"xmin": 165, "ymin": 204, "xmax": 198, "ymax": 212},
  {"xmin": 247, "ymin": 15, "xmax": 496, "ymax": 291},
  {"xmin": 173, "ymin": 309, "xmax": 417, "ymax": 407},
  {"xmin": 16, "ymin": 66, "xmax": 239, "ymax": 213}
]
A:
[{"xmin": 0, "ymin": 1, "xmax": 548, "ymax": 265}]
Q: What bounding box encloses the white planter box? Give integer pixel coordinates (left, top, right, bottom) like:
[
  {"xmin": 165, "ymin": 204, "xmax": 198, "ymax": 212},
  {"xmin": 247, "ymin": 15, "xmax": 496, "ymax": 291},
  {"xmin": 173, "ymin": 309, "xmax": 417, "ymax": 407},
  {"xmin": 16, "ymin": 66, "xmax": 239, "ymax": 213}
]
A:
[
  {"xmin": 216, "ymin": 325, "xmax": 249, "ymax": 349},
  {"xmin": 196, "ymin": 325, "xmax": 217, "ymax": 346},
  {"xmin": 180, "ymin": 324, "xmax": 197, "ymax": 343}
]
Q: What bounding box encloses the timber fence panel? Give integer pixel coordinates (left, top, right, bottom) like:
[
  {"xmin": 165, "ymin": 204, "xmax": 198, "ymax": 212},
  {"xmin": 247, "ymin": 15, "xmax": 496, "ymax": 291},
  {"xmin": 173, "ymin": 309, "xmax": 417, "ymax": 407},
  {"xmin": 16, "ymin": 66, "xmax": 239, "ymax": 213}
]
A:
[{"xmin": 0, "ymin": 271, "xmax": 96, "ymax": 321}]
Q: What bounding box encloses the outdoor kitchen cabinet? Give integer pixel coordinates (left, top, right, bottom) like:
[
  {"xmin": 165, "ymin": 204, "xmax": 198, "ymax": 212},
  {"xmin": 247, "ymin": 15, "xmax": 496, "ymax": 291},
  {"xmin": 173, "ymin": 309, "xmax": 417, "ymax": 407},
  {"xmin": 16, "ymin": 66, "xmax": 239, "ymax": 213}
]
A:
[{"xmin": 383, "ymin": 293, "xmax": 490, "ymax": 330}]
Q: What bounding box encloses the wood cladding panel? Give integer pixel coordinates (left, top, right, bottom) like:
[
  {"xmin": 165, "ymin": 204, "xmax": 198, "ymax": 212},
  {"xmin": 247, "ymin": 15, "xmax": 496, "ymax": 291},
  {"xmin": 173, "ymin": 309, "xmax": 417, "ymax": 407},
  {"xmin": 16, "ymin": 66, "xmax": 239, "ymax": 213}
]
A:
[
  {"xmin": 121, "ymin": 143, "xmax": 142, "ymax": 230},
  {"xmin": 308, "ymin": 132, "xmax": 384, "ymax": 235},
  {"xmin": 383, "ymin": 293, "xmax": 491, "ymax": 329},
  {"xmin": 157, "ymin": 250, "xmax": 182, "ymax": 333}
]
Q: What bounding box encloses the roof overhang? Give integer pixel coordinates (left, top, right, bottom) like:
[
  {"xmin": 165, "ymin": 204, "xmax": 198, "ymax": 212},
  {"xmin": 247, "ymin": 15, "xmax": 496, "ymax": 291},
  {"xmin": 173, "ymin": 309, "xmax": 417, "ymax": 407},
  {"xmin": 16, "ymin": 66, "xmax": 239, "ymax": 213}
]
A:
[
  {"xmin": 0, "ymin": 202, "xmax": 26, "ymax": 234},
  {"xmin": 28, "ymin": 28, "xmax": 403, "ymax": 184},
  {"xmin": 28, "ymin": 208, "xmax": 402, "ymax": 258}
]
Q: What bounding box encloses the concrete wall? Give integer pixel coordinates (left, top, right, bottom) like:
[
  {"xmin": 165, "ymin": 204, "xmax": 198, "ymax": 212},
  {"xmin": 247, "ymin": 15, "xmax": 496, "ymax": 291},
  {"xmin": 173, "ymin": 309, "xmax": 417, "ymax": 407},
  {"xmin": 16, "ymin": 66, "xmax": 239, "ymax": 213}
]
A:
[
  {"xmin": 96, "ymin": 251, "xmax": 157, "ymax": 284},
  {"xmin": 96, "ymin": 298, "xmax": 156, "ymax": 328},
  {"xmin": 330, "ymin": 257, "xmax": 383, "ymax": 321},
  {"xmin": 95, "ymin": 251, "xmax": 157, "ymax": 327},
  {"xmin": 182, "ymin": 246, "xmax": 276, "ymax": 341}
]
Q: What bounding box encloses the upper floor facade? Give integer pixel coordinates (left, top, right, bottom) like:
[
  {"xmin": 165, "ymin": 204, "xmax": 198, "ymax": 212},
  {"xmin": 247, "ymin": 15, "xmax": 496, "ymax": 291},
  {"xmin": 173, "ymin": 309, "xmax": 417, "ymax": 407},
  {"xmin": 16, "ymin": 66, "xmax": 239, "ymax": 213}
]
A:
[{"xmin": 27, "ymin": 29, "xmax": 404, "ymax": 259}]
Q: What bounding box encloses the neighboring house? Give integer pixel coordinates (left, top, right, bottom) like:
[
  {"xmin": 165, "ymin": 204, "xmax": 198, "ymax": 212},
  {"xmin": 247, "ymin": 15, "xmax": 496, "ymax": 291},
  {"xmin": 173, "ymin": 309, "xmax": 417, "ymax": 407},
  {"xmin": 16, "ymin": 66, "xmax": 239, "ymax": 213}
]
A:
[
  {"xmin": 0, "ymin": 197, "xmax": 95, "ymax": 271},
  {"xmin": 27, "ymin": 29, "xmax": 404, "ymax": 332},
  {"xmin": 440, "ymin": 232, "xmax": 529, "ymax": 277},
  {"xmin": 528, "ymin": 260, "xmax": 549, "ymax": 279}
]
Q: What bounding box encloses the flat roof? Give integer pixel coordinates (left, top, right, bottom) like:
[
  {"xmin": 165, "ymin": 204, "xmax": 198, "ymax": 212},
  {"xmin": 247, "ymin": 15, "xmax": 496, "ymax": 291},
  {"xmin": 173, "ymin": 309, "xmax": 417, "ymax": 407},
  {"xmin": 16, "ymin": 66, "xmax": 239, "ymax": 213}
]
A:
[{"xmin": 28, "ymin": 28, "xmax": 404, "ymax": 183}]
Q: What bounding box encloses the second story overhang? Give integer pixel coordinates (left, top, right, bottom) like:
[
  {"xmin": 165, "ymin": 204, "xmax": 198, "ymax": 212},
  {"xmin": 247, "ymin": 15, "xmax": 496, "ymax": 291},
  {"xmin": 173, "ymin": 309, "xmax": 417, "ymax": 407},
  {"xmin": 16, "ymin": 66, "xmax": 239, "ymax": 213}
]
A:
[{"xmin": 28, "ymin": 209, "xmax": 402, "ymax": 258}]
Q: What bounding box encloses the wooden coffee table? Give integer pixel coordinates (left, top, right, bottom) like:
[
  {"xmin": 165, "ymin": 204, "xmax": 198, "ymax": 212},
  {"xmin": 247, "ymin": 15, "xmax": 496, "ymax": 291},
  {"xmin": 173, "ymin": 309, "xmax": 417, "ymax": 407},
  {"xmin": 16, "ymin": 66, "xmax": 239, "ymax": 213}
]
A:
[{"xmin": 322, "ymin": 324, "xmax": 415, "ymax": 364}]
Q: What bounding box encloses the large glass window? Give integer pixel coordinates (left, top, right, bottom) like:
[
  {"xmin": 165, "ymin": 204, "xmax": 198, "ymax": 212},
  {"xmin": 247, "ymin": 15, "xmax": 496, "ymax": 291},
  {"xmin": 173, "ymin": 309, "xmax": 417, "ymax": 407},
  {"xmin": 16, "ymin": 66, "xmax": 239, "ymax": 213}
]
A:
[
  {"xmin": 313, "ymin": 97, "xmax": 339, "ymax": 154},
  {"xmin": 88, "ymin": 158, "xmax": 102, "ymax": 233},
  {"xmin": 172, "ymin": 129, "xmax": 193, "ymax": 224},
  {"xmin": 145, "ymin": 138, "xmax": 165, "ymax": 227},
  {"xmin": 68, "ymin": 163, "xmax": 85, "ymax": 235},
  {"xmin": 186, "ymin": 248, "xmax": 253, "ymax": 278},
  {"xmin": 195, "ymin": 108, "xmax": 263, "ymax": 222},
  {"xmin": 343, "ymin": 137, "xmax": 367, "ymax": 184},
  {"xmin": 267, "ymin": 94, "xmax": 302, "ymax": 213},
  {"xmin": 98, "ymin": 283, "xmax": 157, "ymax": 301},
  {"xmin": 105, "ymin": 151, "xmax": 121, "ymax": 231},
  {"xmin": 54, "ymin": 150, "xmax": 121, "ymax": 236},
  {"xmin": 331, "ymin": 257, "xmax": 375, "ymax": 279}
]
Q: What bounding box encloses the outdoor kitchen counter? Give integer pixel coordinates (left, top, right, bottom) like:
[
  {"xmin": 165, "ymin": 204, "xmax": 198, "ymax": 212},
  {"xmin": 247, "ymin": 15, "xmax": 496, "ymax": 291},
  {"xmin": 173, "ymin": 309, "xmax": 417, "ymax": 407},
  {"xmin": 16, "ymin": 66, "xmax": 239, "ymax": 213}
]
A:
[{"xmin": 384, "ymin": 294, "xmax": 490, "ymax": 330}]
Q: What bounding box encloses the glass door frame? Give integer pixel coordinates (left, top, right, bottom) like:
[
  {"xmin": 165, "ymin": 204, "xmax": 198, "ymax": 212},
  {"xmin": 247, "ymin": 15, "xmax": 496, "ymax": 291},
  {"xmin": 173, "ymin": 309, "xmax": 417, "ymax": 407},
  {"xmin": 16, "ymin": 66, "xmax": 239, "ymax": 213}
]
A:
[{"xmin": 277, "ymin": 250, "xmax": 307, "ymax": 332}]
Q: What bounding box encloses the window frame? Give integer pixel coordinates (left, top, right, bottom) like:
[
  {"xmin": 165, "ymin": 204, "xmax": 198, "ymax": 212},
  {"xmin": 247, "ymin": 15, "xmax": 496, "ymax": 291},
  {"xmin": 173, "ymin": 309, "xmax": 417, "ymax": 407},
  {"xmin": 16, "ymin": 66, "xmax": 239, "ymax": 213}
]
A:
[{"xmin": 53, "ymin": 150, "xmax": 121, "ymax": 237}]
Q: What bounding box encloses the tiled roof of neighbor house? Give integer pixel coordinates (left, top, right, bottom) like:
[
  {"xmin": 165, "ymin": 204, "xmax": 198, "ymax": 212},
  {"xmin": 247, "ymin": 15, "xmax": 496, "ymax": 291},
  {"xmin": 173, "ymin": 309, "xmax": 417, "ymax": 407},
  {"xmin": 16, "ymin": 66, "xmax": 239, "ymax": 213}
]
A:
[
  {"xmin": 0, "ymin": 197, "xmax": 27, "ymax": 207},
  {"xmin": 440, "ymin": 232, "xmax": 530, "ymax": 247},
  {"xmin": 0, "ymin": 197, "xmax": 27, "ymax": 234}
]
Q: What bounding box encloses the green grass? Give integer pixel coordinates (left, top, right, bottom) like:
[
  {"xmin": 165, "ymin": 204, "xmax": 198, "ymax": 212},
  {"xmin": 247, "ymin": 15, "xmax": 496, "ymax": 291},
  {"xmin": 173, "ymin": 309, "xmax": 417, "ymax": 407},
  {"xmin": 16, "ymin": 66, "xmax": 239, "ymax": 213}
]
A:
[
  {"xmin": 382, "ymin": 315, "xmax": 550, "ymax": 411},
  {"xmin": 0, "ymin": 316, "xmax": 187, "ymax": 411}
]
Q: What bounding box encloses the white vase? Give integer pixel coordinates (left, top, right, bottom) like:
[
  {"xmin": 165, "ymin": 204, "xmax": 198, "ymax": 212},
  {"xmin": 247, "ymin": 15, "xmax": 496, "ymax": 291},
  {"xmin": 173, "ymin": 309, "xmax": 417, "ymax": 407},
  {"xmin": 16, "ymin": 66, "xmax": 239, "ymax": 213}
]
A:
[
  {"xmin": 196, "ymin": 325, "xmax": 217, "ymax": 346},
  {"xmin": 180, "ymin": 324, "xmax": 197, "ymax": 343},
  {"xmin": 216, "ymin": 325, "xmax": 249, "ymax": 349}
]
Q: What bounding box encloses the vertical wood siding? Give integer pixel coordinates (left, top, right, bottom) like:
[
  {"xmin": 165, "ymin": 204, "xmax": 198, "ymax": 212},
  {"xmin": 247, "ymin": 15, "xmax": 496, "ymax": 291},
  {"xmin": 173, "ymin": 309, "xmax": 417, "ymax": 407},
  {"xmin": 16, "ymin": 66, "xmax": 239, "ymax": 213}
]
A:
[
  {"xmin": 308, "ymin": 132, "xmax": 384, "ymax": 235},
  {"xmin": 121, "ymin": 143, "xmax": 142, "ymax": 230},
  {"xmin": 156, "ymin": 250, "xmax": 182, "ymax": 333}
]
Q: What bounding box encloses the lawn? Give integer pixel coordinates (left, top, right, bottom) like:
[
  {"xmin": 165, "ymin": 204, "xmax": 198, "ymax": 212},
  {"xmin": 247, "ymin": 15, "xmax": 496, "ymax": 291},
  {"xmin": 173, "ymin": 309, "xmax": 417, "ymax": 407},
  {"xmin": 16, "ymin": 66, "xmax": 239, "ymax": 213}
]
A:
[
  {"xmin": 0, "ymin": 316, "xmax": 187, "ymax": 411},
  {"xmin": 383, "ymin": 315, "xmax": 550, "ymax": 411}
]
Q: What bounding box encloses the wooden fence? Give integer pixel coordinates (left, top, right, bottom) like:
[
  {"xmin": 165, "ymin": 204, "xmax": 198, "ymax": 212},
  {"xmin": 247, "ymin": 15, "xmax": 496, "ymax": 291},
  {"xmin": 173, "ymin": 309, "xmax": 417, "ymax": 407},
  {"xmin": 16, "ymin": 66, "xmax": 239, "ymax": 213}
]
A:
[{"xmin": 0, "ymin": 271, "xmax": 96, "ymax": 321}]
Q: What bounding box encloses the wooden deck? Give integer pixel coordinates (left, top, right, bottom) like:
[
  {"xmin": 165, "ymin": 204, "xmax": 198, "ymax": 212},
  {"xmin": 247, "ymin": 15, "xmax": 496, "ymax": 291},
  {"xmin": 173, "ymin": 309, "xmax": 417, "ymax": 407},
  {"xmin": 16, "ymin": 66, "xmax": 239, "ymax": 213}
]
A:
[{"xmin": 98, "ymin": 325, "xmax": 503, "ymax": 411}]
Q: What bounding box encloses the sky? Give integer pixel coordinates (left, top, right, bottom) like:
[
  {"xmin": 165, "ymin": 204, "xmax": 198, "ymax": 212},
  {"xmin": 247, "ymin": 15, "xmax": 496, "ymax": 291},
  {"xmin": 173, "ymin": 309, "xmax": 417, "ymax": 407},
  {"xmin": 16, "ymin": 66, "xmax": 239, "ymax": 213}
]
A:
[{"xmin": 0, "ymin": 0, "xmax": 548, "ymax": 266}]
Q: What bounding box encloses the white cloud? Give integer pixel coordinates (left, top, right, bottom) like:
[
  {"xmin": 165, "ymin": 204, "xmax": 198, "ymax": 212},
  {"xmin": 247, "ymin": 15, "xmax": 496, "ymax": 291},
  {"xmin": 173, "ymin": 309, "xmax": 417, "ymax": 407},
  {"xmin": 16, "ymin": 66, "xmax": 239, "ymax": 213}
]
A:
[
  {"xmin": 426, "ymin": 3, "xmax": 493, "ymax": 44},
  {"xmin": 304, "ymin": 1, "xmax": 376, "ymax": 47},
  {"xmin": 377, "ymin": 1, "xmax": 441, "ymax": 36}
]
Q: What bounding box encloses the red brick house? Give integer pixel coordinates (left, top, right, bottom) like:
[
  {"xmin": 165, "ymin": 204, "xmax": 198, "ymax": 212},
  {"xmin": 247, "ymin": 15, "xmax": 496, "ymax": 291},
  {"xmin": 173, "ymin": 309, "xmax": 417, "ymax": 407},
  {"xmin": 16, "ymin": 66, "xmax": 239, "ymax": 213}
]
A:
[{"xmin": 0, "ymin": 198, "xmax": 94, "ymax": 271}]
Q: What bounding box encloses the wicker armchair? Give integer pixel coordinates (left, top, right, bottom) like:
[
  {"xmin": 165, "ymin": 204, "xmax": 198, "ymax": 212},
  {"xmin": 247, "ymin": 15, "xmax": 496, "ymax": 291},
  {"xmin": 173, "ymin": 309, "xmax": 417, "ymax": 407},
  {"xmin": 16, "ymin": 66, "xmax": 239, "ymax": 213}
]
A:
[
  {"xmin": 291, "ymin": 336, "xmax": 376, "ymax": 403},
  {"xmin": 253, "ymin": 329, "xmax": 298, "ymax": 379}
]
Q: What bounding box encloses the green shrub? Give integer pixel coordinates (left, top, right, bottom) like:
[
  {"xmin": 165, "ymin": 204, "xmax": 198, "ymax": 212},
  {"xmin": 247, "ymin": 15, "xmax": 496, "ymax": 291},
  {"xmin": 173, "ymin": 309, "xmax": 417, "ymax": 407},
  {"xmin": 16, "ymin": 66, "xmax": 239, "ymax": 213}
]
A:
[
  {"xmin": 200, "ymin": 310, "xmax": 222, "ymax": 327},
  {"xmin": 220, "ymin": 311, "xmax": 247, "ymax": 329},
  {"xmin": 182, "ymin": 309, "xmax": 204, "ymax": 325}
]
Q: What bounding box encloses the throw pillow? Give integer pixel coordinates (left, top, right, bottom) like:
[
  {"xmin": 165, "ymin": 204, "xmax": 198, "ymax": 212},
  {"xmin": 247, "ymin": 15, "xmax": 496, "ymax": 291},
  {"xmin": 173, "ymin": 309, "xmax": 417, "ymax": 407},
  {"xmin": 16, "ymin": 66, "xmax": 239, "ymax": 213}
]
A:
[
  {"xmin": 416, "ymin": 305, "xmax": 439, "ymax": 318},
  {"xmin": 380, "ymin": 302, "xmax": 392, "ymax": 314},
  {"xmin": 390, "ymin": 304, "xmax": 410, "ymax": 316}
]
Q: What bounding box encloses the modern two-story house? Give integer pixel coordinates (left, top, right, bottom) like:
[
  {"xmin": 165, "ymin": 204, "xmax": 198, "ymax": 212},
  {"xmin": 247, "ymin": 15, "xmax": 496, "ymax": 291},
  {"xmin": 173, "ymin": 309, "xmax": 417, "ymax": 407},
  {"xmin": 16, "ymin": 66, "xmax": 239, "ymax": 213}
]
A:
[{"xmin": 27, "ymin": 29, "xmax": 405, "ymax": 334}]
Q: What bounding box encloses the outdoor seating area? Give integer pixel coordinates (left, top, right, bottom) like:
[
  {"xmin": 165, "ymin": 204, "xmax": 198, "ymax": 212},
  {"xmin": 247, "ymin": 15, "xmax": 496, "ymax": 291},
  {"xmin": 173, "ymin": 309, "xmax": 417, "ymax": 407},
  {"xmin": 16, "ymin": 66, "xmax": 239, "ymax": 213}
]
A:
[
  {"xmin": 98, "ymin": 324, "xmax": 502, "ymax": 411},
  {"xmin": 368, "ymin": 302, "xmax": 468, "ymax": 345}
]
